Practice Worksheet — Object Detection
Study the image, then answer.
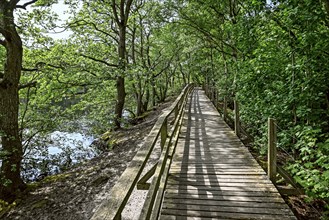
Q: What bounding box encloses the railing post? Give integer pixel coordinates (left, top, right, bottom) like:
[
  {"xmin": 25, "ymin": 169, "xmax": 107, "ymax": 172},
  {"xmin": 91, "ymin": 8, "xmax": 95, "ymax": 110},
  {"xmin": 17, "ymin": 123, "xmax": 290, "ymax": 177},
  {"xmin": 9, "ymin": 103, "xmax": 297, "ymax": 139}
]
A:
[
  {"xmin": 223, "ymin": 97, "xmax": 227, "ymax": 121},
  {"xmin": 160, "ymin": 118, "xmax": 168, "ymax": 150},
  {"xmin": 174, "ymin": 105, "xmax": 179, "ymax": 120},
  {"xmin": 215, "ymin": 90, "xmax": 219, "ymax": 109},
  {"xmin": 268, "ymin": 118, "xmax": 277, "ymax": 184},
  {"xmin": 234, "ymin": 100, "xmax": 240, "ymax": 137}
]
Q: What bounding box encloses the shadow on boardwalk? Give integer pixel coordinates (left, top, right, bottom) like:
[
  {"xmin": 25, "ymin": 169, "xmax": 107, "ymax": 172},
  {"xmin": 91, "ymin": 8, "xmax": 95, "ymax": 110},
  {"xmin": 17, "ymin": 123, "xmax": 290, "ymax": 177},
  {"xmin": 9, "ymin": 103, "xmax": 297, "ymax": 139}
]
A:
[{"xmin": 160, "ymin": 88, "xmax": 297, "ymax": 220}]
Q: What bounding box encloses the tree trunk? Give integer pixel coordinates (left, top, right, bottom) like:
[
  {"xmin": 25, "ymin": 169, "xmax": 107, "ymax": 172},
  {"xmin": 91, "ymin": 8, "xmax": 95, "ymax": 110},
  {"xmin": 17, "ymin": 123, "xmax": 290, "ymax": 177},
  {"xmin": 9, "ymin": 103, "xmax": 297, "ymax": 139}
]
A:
[
  {"xmin": 0, "ymin": 2, "xmax": 26, "ymax": 202},
  {"xmin": 113, "ymin": 0, "xmax": 133, "ymax": 129}
]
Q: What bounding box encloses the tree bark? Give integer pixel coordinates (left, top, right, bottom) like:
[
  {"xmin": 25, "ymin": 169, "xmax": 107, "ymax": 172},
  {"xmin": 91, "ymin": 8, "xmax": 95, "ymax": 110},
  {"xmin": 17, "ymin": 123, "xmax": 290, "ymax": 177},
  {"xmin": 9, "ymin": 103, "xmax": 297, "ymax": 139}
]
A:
[
  {"xmin": 112, "ymin": 0, "xmax": 133, "ymax": 129},
  {"xmin": 0, "ymin": 1, "xmax": 26, "ymax": 202}
]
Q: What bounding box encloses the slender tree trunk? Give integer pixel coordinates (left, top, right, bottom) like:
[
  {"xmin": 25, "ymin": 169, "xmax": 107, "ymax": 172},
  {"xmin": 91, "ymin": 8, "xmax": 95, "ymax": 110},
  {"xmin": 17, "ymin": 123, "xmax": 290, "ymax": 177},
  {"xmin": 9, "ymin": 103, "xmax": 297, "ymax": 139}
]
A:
[
  {"xmin": 114, "ymin": 25, "xmax": 126, "ymax": 128},
  {"xmin": 112, "ymin": 0, "xmax": 133, "ymax": 129},
  {"xmin": 0, "ymin": 2, "xmax": 26, "ymax": 202}
]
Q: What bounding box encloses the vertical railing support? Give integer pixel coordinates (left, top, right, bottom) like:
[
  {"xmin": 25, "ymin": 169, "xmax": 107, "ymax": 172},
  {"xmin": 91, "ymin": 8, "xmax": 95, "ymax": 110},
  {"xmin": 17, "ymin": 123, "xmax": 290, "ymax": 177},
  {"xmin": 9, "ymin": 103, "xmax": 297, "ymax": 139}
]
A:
[
  {"xmin": 268, "ymin": 118, "xmax": 277, "ymax": 184},
  {"xmin": 215, "ymin": 90, "xmax": 219, "ymax": 109},
  {"xmin": 174, "ymin": 105, "xmax": 179, "ymax": 120},
  {"xmin": 234, "ymin": 100, "xmax": 240, "ymax": 137},
  {"xmin": 160, "ymin": 118, "xmax": 168, "ymax": 150},
  {"xmin": 223, "ymin": 97, "xmax": 227, "ymax": 122}
]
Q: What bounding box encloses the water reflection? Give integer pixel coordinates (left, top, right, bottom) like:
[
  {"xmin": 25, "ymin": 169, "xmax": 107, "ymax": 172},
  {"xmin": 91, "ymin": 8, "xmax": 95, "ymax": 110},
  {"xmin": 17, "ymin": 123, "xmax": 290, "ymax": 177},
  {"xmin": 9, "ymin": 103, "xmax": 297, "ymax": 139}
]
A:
[{"xmin": 21, "ymin": 131, "xmax": 97, "ymax": 182}]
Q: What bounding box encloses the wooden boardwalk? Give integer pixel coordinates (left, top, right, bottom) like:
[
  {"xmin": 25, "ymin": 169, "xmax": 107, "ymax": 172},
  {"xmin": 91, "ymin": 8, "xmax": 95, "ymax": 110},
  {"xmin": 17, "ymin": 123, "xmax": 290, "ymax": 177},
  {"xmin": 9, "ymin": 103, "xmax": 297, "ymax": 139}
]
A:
[{"xmin": 159, "ymin": 88, "xmax": 297, "ymax": 220}]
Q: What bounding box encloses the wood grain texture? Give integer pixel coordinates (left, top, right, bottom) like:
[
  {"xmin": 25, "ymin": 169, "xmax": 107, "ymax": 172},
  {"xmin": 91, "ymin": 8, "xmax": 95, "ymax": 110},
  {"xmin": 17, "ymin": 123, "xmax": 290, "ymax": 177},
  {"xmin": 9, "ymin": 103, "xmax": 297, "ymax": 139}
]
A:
[{"xmin": 159, "ymin": 88, "xmax": 296, "ymax": 220}]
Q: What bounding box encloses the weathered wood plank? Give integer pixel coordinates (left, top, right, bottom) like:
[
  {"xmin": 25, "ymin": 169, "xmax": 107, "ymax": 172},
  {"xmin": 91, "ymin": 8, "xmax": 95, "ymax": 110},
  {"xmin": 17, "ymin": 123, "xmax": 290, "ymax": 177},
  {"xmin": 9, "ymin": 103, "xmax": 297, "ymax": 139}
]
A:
[
  {"xmin": 171, "ymin": 162, "xmax": 260, "ymax": 167},
  {"xmin": 164, "ymin": 193, "xmax": 285, "ymax": 202},
  {"xmin": 161, "ymin": 209, "xmax": 296, "ymax": 220},
  {"xmin": 166, "ymin": 185, "xmax": 279, "ymax": 192},
  {"xmin": 167, "ymin": 178, "xmax": 272, "ymax": 184},
  {"xmin": 173, "ymin": 155, "xmax": 255, "ymax": 160},
  {"xmin": 171, "ymin": 159, "xmax": 257, "ymax": 164},
  {"xmin": 162, "ymin": 203, "xmax": 294, "ymax": 215},
  {"xmin": 168, "ymin": 181, "xmax": 273, "ymax": 189},
  {"xmin": 158, "ymin": 88, "xmax": 296, "ymax": 220},
  {"xmin": 163, "ymin": 198, "xmax": 288, "ymax": 208},
  {"xmin": 169, "ymin": 174, "xmax": 269, "ymax": 179},
  {"xmin": 169, "ymin": 169, "xmax": 266, "ymax": 175}
]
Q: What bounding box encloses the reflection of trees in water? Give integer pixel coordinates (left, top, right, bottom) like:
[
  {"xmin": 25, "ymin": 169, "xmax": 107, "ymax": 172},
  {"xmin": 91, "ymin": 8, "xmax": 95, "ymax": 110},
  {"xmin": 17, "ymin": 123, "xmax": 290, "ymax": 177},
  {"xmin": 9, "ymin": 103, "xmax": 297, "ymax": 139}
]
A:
[{"xmin": 21, "ymin": 131, "xmax": 97, "ymax": 182}]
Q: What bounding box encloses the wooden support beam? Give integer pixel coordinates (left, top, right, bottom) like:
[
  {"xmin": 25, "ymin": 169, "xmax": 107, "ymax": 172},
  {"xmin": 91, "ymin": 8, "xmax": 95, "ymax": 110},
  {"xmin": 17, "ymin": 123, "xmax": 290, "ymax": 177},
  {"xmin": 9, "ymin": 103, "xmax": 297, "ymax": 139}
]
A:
[
  {"xmin": 268, "ymin": 118, "xmax": 277, "ymax": 184},
  {"xmin": 215, "ymin": 90, "xmax": 219, "ymax": 109},
  {"xmin": 137, "ymin": 163, "xmax": 158, "ymax": 190},
  {"xmin": 234, "ymin": 100, "xmax": 240, "ymax": 137},
  {"xmin": 277, "ymin": 186, "xmax": 305, "ymax": 195},
  {"xmin": 161, "ymin": 119, "xmax": 168, "ymax": 150},
  {"xmin": 223, "ymin": 97, "xmax": 227, "ymax": 122}
]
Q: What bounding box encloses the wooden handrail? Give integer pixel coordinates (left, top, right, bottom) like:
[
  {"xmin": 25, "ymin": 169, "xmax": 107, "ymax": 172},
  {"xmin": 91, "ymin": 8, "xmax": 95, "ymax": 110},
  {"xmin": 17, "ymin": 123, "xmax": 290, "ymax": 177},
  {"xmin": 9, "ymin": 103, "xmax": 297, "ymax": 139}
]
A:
[
  {"xmin": 90, "ymin": 84, "xmax": 194, "ymax": 220},
  {"xmin": 203, "ymin": 83, "xmax": 304, "ymax": 196}
]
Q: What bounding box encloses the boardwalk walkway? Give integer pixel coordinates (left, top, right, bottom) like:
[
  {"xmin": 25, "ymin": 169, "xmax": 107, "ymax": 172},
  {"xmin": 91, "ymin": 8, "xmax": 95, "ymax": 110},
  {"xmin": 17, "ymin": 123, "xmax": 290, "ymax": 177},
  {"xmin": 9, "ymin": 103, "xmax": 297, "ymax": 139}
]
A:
[{"xmin": 159, "ymin": 88, "xmax": 296, "ymax": 220}]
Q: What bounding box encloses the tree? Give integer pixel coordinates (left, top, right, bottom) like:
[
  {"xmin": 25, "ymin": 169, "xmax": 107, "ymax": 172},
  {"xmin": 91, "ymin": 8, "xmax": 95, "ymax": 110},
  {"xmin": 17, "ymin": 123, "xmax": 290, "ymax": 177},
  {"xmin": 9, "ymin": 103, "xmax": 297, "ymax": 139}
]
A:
[
  {"xmin": 68, "ymin": 0, "xmax": 134, "ymax": 129},
  {"xmin": 0, "ymin": 0, "xmax": 27, "ymax": 202}
]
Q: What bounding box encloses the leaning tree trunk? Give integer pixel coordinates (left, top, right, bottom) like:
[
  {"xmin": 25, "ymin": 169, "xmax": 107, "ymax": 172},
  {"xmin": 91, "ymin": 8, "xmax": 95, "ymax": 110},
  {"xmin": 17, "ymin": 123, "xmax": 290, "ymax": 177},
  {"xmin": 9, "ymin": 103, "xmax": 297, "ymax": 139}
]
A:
[{"xmin": 0, "ymin": 2, "xmax": 26, "ymax": 202}]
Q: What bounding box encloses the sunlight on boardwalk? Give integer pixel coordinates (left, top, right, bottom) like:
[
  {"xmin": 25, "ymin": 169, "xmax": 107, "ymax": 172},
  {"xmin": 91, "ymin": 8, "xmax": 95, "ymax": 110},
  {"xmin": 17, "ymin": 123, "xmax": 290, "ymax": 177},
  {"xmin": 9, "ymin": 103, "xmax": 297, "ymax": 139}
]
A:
[{"xmin": 159, "ymin": 88, "xmax": 297, "ymax": 220}]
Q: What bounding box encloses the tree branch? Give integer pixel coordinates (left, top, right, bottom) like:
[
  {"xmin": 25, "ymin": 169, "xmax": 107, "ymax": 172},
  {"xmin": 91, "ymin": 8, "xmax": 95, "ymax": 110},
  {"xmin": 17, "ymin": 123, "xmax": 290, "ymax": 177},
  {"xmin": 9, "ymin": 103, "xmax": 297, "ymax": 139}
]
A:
[
  {"xmin": 79, "ymin": 53, "xmax": 118, "ymax": 67},
  {"xmin": 18, "ymin": 81, "xmax": 37, "ymax": 90},
  {"xmin": 22, "ymin": 67, "xmax": 39, "ymax": 72},
  {"xmin": 16, "ymin": 0, "xmax": 38, "ymax": 10}
]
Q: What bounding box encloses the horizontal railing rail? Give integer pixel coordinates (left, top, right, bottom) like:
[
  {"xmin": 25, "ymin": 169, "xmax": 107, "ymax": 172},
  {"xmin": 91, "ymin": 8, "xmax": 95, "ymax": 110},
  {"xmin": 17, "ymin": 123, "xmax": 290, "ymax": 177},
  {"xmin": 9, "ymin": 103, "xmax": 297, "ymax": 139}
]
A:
[{"xmin": 91, "ymin": 84, "xmax": 194, "ymax": 220}]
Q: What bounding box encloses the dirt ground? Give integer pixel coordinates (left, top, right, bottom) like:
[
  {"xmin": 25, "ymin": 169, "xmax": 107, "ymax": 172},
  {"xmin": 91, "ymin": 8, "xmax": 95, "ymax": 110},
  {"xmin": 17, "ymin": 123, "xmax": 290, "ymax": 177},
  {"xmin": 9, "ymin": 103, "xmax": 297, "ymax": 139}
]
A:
[{"xmin": 1, "ymin": 99, "xmax": 175, "ymax": 220}]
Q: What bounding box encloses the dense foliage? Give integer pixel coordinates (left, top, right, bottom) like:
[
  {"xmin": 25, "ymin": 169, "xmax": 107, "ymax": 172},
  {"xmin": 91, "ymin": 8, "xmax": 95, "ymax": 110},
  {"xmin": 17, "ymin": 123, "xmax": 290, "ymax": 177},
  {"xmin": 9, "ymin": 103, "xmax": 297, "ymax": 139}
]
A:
[
  {"xmin": 0, "ymin": 0, "xmax": 328, "ymax": 215},
  {"xmin": 170, "ymin": 0, "xmax": 329, "ymax": 205}
]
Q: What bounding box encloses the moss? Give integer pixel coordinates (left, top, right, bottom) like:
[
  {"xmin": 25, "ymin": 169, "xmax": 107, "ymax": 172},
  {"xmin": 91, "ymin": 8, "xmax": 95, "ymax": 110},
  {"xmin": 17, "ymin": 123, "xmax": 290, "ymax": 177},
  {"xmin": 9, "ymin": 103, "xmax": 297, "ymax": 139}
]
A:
[
  {"xmin": 101, "ymin": 131, "xmax": 112, "ymax": 141},
  {"xmin": 42, "ymin": 173, "xmax": 71, "ymax": 183},
  {"xmin": 26, "ymin": 182, "xmax": 40, "ymax": 191},
  {"xmin": 107, "ymin": 138, "xmax": 118, "ymax": 150},
  {"xmin": 0, "ymin": 199, "xmax": 16, "ymax": 217},
  {"xmin": 31, "ymin": 199, "xmax": 48, "ymax": 209}
]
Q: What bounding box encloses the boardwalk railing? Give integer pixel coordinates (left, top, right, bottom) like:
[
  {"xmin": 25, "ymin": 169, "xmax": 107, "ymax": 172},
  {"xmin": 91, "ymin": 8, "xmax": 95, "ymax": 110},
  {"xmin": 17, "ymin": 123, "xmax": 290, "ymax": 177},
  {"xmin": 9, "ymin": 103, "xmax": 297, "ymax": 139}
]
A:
[
  {"xmin": 91, "ymin": 84, "xmax": 194, "ymax": 220},
  {"xmin": 203, "ymin": 84, "xmax": 304, "ymax": 196}
]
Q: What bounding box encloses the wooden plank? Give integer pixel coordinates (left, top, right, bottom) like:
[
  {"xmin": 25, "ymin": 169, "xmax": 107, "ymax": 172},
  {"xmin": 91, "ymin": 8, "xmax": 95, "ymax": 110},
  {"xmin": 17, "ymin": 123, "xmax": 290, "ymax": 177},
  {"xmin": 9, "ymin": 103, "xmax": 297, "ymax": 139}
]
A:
[
  {"xmin": 162, "ymin": 203, "xmax": 294, "ymax": 215},
  {"xmin": 167, "ymin": 178, "xmax": 272, "ymax": 185},
  {"xmin": 171, "ymin": 159, "xmax": 257, "ymax": 164},
  {"xmin": 158, "ymin": 88, "xmax": 296, "ymax": 220},
  {"xmin": 161, "ymin": 215, "xmax": 227, "ymax": 220},
  {"xmin": 164, "ymin": 193, "xmax": 285, "ymax": 203},
  {"xmin": 163, "ymin": 198, "xmax": 288, "ymax": 208},
  {"xmin": 277, "ymin": 186, "xmax": 305, "ymax": 195},
  {"xmin": 173, "ymin": 154, "xmax": 254, "ymax": 160},
  {"xmin": 166, "ymin": 182, "xmax": 273, "ymax": 188},
  {"xmin": 137, "ymin": 162, "xmax": 157, "ymax": 190},
  {"xmin": 169, "ymin": 171, "xmax": 267, "ymax": 175},
  {"xmin": 171, "ymin": 163, "xmax": 260, "ymax": 168},
  {"xmin": 160, "ymin": 209, "xmax": 296, "ymax": 220},
  {"xmin": 169, "ymin": 167, "xmax": 265, "ymax": 172},
  {"xmin": 169, "ymin": 174, "xmax": 269, "ymax": 179},
  {"xmin": 166, "ymin": 185, "xmax": 279, "ymax": 193}
]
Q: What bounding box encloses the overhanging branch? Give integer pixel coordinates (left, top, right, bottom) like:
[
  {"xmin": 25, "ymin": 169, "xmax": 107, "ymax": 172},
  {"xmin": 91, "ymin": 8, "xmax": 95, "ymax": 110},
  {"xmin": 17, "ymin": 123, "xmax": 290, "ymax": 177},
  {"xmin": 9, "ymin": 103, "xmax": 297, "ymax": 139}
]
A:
[
  {"xmin": 18, "ymin": 81, "xmax": 37, "ymax": 90},
  {"xmin": 80, "ymin": 53, "xmax": 118, "ymax": 68},
  {"xmin": 16, "ymin": 0, "xmax": 38, "ymax": 10}
]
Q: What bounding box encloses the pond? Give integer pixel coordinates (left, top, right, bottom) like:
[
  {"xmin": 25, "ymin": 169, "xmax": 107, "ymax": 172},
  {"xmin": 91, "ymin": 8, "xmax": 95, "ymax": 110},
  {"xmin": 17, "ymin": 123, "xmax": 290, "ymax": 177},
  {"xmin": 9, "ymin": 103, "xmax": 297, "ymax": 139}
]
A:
[{"xmin": 21, "ymin": 130, "xmax": 98, "ymax": 182}]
